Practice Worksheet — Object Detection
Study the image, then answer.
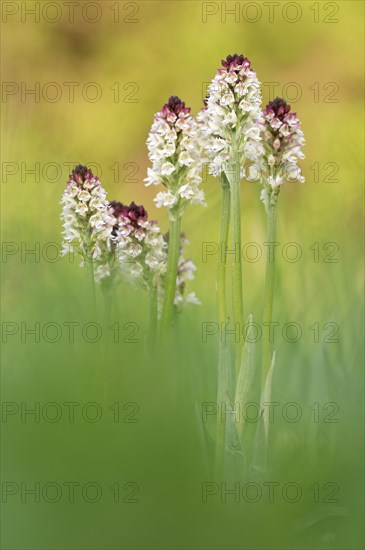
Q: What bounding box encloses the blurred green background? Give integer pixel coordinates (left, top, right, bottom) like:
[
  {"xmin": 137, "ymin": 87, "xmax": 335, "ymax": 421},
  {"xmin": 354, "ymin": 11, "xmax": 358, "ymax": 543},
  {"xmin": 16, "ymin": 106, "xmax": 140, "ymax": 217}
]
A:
[{"xmin": 1, "ymin": 1, "xmax": 364, "ymax": 548}]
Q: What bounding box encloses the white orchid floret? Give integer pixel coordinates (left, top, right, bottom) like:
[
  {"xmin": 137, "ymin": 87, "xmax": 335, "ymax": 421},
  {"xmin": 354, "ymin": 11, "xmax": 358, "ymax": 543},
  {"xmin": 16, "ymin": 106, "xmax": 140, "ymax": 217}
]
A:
[
  {"xmin": 268, "ymin": 174, "xmax": 283, "ymax": 189},
  {"xmin": 247, "ymin": 163, "xmax": 262, "ymax": 182},
  {"xmin": 126, "ymin": 243, "xmax": 143, "ymax": 257},
  {"xmin": 144, "ymin": 168, "xmax": 160, "ymax": 187},
  {"xmin": 75, "ymin": 202, "xmax": 88, "ymax": 216},
  {"xmin": 260, "ymin": 188, "xmax": 270, "ymax": 211},
  {"xmin": 154, "ymin": 191, "xmax": 177, "ymax": 209},
  {"xmin": 145, "ymin": 253, "xmax": 160, "ymax": 270},
  {"xmin": 161, "ymin": 162, "xmax": 175, "ymax": 175},
  {"xmin": 222, "ymin": 111, "xmax": 237, "ymax": 127},
  {"xmin": 190, "ymin": 189, "xmax": 207, "ymax": 207},
  {"xmin": 211, "ymin": 138, "xmax": 226, "ymax": 152},
  {"xmin": 94, "ymin": 264, "xmax": 110, "ymax": 283},
  {"xmin": 130, "ymin": 263, "xmax": 143, "ymax": 278},
  {"xmin": 162, "ymin": 142, "xmax": 176, "ymax": 156},
  {"xmin": 178, "ymin": 151, "xmax": 194, "ymax": 166},
  {"xmin": 185, "ymin": 292, "xmax": 201, "ymax": 305},
  {"xmin": 178, "ymin": 184, "xmax": 195, "ymax": 200}
]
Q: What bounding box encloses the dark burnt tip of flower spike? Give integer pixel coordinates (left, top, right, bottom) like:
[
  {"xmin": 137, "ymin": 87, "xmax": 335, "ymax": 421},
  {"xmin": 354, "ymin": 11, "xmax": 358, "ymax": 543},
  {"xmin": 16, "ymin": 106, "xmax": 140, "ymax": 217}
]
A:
[
  {"xmin": 166, "ymin": 96, "xmax": 185, "ymax": 113},
  {"xmin": 265, "ymin": 97, "xmax": 292, "ymax": 120},
  {"xmin": 109, "ymin": 200, "xmax": 125, "ymax": 219},
  {"xmin": 127, "ymin": 201, "xmax": 148, "ymax": 224},
  {"xmin": 161, "ymin": 96, "xmax": 191, "ymax": 121},
  {"xmin": 70, "ymin": 164, "xmax": 94, "ymax": 185},
  {"xmin": 109, "ymin": 200, "xmax": 148, "ymax": 225},
  {"xmin": 221, "ymin": 53, "xmax": 251, "ymax": 70}
]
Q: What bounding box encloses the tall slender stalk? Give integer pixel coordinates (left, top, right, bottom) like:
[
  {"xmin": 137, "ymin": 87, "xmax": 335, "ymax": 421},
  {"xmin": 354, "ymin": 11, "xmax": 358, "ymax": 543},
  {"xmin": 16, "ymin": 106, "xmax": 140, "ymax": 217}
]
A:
[
  {"xmin": 86, "ymin": 255, "xmax": 96, "ymax": 315},
  {"xmin": 160, "ymin": 203, "xmax": 181, "ymax": 333},
  {"xmin": 101, "ymin": 279, "xmax": 112, "ymax": 337},
  {"xmin": 101, "ymin": 281, "xmax": 112, "ymax": 402},
  {"xmin": 217, "ymin": 173, "xmax": 231, "ymax": 326},
  {"xmin": 83, "ymin": 215, "xmax": 97, "ymax": 315},
  {"xmin": 215, "ymin": 173, "xmax": 231, "ymax": 478},
  {"xmin": 148, "ymin": 282, "xmax": 158, "ymax": 349},
  {"xmin": 227, "ymin": 136, "xmax": 244, "ymax": 374},
  {"xmin": 262, "ymin": 197, "xmax": 278, "ymax": 386}
]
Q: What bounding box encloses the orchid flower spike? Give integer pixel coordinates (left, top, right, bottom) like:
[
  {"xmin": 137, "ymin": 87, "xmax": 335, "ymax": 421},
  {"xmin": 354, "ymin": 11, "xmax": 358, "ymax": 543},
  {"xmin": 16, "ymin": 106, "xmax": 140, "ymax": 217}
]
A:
[
  {"xmin": 144, "ymin": 96, "xmax": 206, "ymax": 212},
  {"xmin": 198, "ymin": 53, "xmax": 263, "ymax": 179},
  {"xmin": 258, "ymin": 97, "xmax": 305, "ymax": 210}
]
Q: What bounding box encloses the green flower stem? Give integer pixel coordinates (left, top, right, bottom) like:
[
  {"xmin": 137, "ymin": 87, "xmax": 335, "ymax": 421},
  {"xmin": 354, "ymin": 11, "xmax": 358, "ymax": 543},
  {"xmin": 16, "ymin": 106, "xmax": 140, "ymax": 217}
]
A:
[
  {"xmin": 262, "ymin": 196, "xmax": 278, "ymax": 387},
  {"xmin": 160, "ymin": 202, "xmax": 181, "ymax": 333},
  {"xmin": 227, "ymin": 136, "xmax": 244, "ymax": 373},
  {"xmin": 101, "ymin": 279, "xmax": 112, "ymax": 330},
  {"xmin": 230, "ymin": 168, "xmax": 244, "ymax": 330},
  {"xmin": 218, "ymin": 173, "xmax": 231, "ymax": 326},
  {"xmin": 84, "ymin": 220, "xmax": 97, "ymax": 314},
  {"xmin": 215, "ymin": 173, "xmax": 231, "ymax": 478},
  {"xmin": 148, "ymin": 282, "xmax": 158, "ymax": 348},
  {"xmin": 86, "ymin": 254, "xmax": 96, "ymax": 315}
]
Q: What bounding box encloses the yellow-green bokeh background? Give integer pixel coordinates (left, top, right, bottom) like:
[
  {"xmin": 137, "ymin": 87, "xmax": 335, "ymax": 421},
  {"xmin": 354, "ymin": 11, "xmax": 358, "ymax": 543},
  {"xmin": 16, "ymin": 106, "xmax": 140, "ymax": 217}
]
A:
[{"xmin": 1, "ymin": 1, "xmax": 364, "ymax": 549}]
